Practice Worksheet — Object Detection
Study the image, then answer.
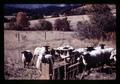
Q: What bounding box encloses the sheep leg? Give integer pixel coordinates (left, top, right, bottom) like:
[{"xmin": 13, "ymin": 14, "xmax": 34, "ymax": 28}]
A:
[
  {"xmin": 31, "ymin": 58, "xmax": 34, "ymax": 66},
  {"xmin": 32, "ymin": 55, "xmax": 36, "ymax": 66},
  {"xmin": 28, "ymin": 62, "xmax": 30, "ymax": 69},
  {"xmin": 24, "ymin": 61, "xmax": 26, "ymax": 68},
  {"xmin": 80, "ymin": 66, "xmax": 88, "ymax": 80},
  {"xmin": 38, "ymin": 70, "xmax": 42, "ymax": 76},
  {"xmin": 80, "ymin": 71, "xmax": 85, "ymax": 80},
  {"xmin": 50, "ymin": 58, "xmax": 54, "ymax": 65}
]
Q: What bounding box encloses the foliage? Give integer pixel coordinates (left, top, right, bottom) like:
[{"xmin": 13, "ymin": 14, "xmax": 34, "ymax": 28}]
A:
[
  {"xmin": 35, "ymin": 19, "xmax": 53, "ymax": 30},
  {"xmin": 54, "ymin": 17, "xmax": 71, "ymax": 31},
  {"xmin": 16, "ymin": 12, "xmax": 30, "ymax": 30},
  {"xmin": 76, "ymin": 4, "xmax": 116, "ymax": 40}
]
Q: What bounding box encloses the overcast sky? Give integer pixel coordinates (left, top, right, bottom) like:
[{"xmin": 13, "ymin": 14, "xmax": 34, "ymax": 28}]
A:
[{"xmin": 4, "ymin": 4, "xmax": 75, "ymax": 9}]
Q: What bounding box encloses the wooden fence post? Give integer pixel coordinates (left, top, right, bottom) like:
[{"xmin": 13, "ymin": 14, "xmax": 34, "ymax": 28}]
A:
[
  {"xmin": 64, "ymin": 64, "xmax": 67, "ymax": 80},
  {"xmin": 17, "ymin": 31, "xmax": 21, "ymax": 62}
]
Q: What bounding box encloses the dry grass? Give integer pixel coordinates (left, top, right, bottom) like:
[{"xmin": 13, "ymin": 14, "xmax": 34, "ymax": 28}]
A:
[{"xmin": 4, "ymin": 30, "xmax": 116, "ymax": 80}]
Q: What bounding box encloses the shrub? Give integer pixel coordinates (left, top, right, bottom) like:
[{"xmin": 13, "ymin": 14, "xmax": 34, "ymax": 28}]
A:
[
  {"xmin": 54, "ymin": 17, "xmax": 71, "ymax": 31},
  {"xmin": 62, "ymin": 18, "xmax": 71, "ymax": 31},
  {"xmin": 54, "ymin": 19, "xmax": 62, "ymax": 31},
  {"xmin": 76, "ymin": 21, "xmax": 104, "ymax": 40},
  {"xmin": 35, "ymin": 19, "xmax": 53, "ymax": 30}
]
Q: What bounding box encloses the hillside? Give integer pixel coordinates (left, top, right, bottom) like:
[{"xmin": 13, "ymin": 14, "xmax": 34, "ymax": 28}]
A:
[{"xmin": 71, "ymin": 4, "xmax": 116, "ymax": 16}]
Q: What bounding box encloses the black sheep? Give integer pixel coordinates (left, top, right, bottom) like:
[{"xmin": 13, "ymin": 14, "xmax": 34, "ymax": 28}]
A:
[{"xmin": 21, "ymin": 50, "xmax": 33, "ymax": 68}]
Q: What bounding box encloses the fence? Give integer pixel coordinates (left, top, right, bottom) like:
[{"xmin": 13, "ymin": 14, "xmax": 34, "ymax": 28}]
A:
[{"xmin": 52, "ymin": 60, "xmax": 81, "ymax": 80}]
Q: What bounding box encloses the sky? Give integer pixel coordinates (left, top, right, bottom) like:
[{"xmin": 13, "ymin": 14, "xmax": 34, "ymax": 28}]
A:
[{"xmin": 4, "ymin": 4, "xmax": 75, "ymax": 9}]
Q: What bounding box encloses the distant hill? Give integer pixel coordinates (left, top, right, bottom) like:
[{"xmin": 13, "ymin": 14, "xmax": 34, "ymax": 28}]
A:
[{"xmin": 4, "ymin": 4, "xmax": 82, "ymax": 16}]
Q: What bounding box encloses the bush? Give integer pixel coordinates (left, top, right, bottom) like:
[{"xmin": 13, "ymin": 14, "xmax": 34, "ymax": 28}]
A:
[
  {"xmin": 77, "ymin": 21, "xmax": 104, "ymax": 40},
  {"xmin": 34, "ymin": 19, "xmax": 53, "ymax": 30},
  {"xmin": 54, "ymin": 17, "xmax": 71, "ymax": 31},
  {"xmin": 54, "ymin": 19, "xmax": 62, "ymax": 31}
]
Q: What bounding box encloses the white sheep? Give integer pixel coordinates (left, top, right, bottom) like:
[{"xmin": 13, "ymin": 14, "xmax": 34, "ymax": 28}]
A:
[{"xmin": 33, "ymin": 47, "xmax": 42, "ymax": 57}]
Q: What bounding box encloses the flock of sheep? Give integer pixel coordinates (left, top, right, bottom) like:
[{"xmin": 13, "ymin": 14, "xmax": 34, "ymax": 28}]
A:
[{"xmin": 21, "ymin": 44, "xmax": 116, "ymax": 75}]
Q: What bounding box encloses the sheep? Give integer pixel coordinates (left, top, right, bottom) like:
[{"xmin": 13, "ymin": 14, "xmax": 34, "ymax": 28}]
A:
[
  {"xmin": 35, "ymin": 46, "xmax": 54, "ymax": 71},
  {"xmin": 81, "ymin": 49, "xmax": 102, "ymax": 66},
  {"xmin": 33, "ymin": 46, "xmax": 50, "ymax": 62},
  {"xmin": 55, "ymin": 45, "xmax": 74, "ymax": 63},
  {"xmin": 33, "ymin": 47, "xmax": 45, "ymax": 65},
  {"xmin": 49, "ymin": 48, "xmax": 61, "ymax": 62},
  {"xmin": 36, "ymin": 53, "xmax": 54, "ymax": 75},
  {"xmin": 44, "ymin": 54, "xmax": 54, "ymax": 64},
  {"xmin": 52, "ymin": 45, "xmax": 74, "ymax": 62},
  {"xmin": 78, "ymin": 47, "xmax": 115, "ymax": 71},
  {"xmin": 100, "ymin": 47, "xmax": 115, "ymax": 65},
  {"xmin": 34, "ymin": 46, "xmax": 47, "ymax": 69},
  {"xmin": 33, "ymin": 47, "xmax": 42, "ymax": 57},
  {"xmin": 94, "ymin": 45, "xmax": 115, "ymax": 63},
  {"xmin": 77, "ymin": 46, "xmax": 102, "ymax": 68},
  {"xmin": 21, "ymin": 50, "xmax": 33, "ymax": 68},
  {"xmin": 76, "ymin": 48, "xmax": 105, "ymax": 79}
]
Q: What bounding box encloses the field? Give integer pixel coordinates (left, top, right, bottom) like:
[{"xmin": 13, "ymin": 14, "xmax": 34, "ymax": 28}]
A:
[{"xmin": 4, "ymin": 30, "xmax": 116, "ymax": 80}]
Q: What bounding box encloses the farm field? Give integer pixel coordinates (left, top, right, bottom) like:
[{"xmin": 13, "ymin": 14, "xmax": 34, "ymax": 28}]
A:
[{"xmin": 4, "ymin": 30, "xmax": 116, "ymax": 80}]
